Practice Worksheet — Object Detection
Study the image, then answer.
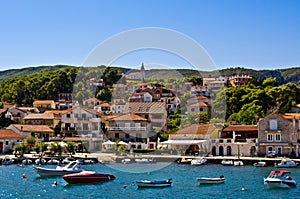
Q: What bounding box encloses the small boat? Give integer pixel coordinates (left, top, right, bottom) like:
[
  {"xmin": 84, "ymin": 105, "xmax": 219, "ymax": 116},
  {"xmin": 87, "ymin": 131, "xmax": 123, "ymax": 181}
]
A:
[
  {"xmin": 121, "ymin": 158, "xmax": 131, "ymax": 164},
  {"xmin": 221, "ymin": 159, "xmax": 233, "ymax": 166},
  {"xmin": 135, "ymin": 158, "xmax": 153, "ymax": 163},
  {"xmin": 253, "ymin": 161, "xmax": 266, "ymax": 167},
  {"xmin": 197, "ymin": 176, "xmax": 225, "ymax": 185},
  {"xmin": 2, "ymin": 156, "xmax": 14, "ymax": 165},
  {"xmin": 33, "ymin": 161, "xmax": 82, "ymax": 176},
  {"xmin": 264, "ymin": 170, "xmax": 297, "ymax": 189},
  {"xmin": 47, "ymin": 158, "xmax": 60, "ymax": 165},
  {"xmin": 274, "ymin": 158, "xmax": 297, "ymax": 168},
  {"xmin": 63, "ymin": 171, "xmax": 115, "ymax": 184},
  {"xmin": 35, "ymin": 158, "xmax": 46, "ymax": 165},
  {"xmin": 177, "ymin": 158, "xmax": 193, "ymax": 164},
  {"xmin": 135, "ymin": 178, "xmax": 172, "ymax": 188},
  {"xmin": 234, "ymin": 160, "xmax": 244, "ymax": 166},
  {"xmin": 22, "ymin": 159, "xmax": 32, "ymax": 165},
  {"xmin": 191, "ymin": 157, "xmax": 207, "ymax": 166}
]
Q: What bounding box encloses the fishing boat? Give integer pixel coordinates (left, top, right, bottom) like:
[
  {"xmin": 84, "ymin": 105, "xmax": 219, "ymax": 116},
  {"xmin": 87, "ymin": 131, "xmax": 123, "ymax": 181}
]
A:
[
  {"xmin": 33, "ymin": 161, "xmax": 82, "ymax": 176},
  {"xmin": 274, "ymin": 158, "xmax": 297, "ymax": 168},
  {"xmin": 264, "ymin": 170, "xmax": 297, "ymax": 189},
  {"xmin": 135, "ymin": 178, "xmax": 172, "ymax": 188},
  {"xmin": 63, "ymin": 171, "xmax": 115, "ymax": 184},
  {"xmin": 197, "ymin": 176, "xmax": 225, "ymax": 185},
  {"xmin": 191, "ymin": 157, "xmax": 207, "ymax": 166},
  {"xmin": 253, "ymin": 161, "xmax": 266, "ymax": 167}
]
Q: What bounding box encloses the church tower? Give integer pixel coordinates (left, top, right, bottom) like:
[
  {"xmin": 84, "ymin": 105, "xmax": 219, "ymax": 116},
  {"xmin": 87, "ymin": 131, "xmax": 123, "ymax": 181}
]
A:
[{"xmin": 140, "ymin": 63, "xmax": 145, "ymax": 80}]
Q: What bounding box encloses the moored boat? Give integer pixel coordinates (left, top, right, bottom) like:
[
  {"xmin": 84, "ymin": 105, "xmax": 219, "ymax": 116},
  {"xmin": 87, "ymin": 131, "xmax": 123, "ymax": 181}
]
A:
[
  {"xmin": 221, "ymin": 159, "xmax": 233, "ymax": 166},
  {"xmin": 22, "ymin": 159, "xmax": 32, "ymax": 165},
  {"xmin": 274, "ymin": 158, "xmax": 297, "ymax": 168},
  {"xmin": 191, "ymin": 157, "xmax": 207, "ymax": 166},
  {"xmin": 135, "ymin": 178, "xmax": 172, "ymax": 188},
  {"xmin": 33, "ymin": 161, "xmax": 82, "ymax": 176},
  {"xmin": 197, "ymin": 176, "xmax": 225, "ymax": 185},
  {"xmin": 253, "ymin": 161, "xmax": 266, "ymax": 167},
  {"xmin": 234, "ymin": 160, "xmax": 244, "ymax": 166},
  {"xmin": 63, "ymin": 171, "xmax": 115, "ymax": 184},
  {"xmin": 264, "ymin": 170, "xmax": 297, "ymax": 189}
]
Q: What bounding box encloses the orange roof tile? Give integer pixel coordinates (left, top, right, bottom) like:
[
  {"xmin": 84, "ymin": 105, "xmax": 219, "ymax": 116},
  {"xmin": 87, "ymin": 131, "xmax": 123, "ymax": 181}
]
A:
[
  {"xmin": 111, "ymin": 113, "xmax": 147, "ymax": 121},
  {"xmin": 171, "ymin": 124, "xmax": 217, "ymax": 135},
  {"xmin": 189, "ymin": 102, "xmax": 210, "ymax": 107},
  {"xmin": 0, "ymin": 129, "xmax": 23, "ymax": 139},
  {"xmin": 222, "ymin": 125, "xmax": 258, "ymax": 132},
  {"xmin": 12, "ymin": 124, "xmax": 54, "ymax": 133}
]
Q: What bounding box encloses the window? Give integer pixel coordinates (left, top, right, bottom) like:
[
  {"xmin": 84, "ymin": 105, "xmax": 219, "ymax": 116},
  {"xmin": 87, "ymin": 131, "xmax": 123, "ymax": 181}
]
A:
[
  {"xmin": 200, "ymin": 108, "xmax": 203, "ymax": 112},
  {"xmin": 115, "ymin": 133, "xmax": 119, "ymax": 139},
  {"xmin": 275, "ymin": 134, "xmax": 281, "ymax": 142},
  {"xmin": 191, "ymin": 108, "xmax": 195, "ymax": 112},
  {"xmin": 269, "ymin": 119, "xmax": 278, "ymax": 130},
  {"xmin": 267, "ymin": 134, "xmax": 273, "ymax": 141},
  {"xmin": 276, "ymin": 147, "xmax": 282, "ymax": 155},
  {"xmin": 146, "ymin": 107, "xmax": 150, "ymax": 112},
  {"xmin": 5, "ymin": 141, "xmax": 8, "ymax": 145},
  {"xmin": 83, "ymin": 123, "xmax": 89, "ymax": 130},
  {"xmin": 125, "ymin": 133, "xmax": 130, "ymax": 139},
  {"xmin": 138, "ymin": 107, "xmax": 142, "ymax": 111},
  {"xmin": 82, "ymin": 113, "xmax": 86, "ymax": 119},
  {"xmin": 66, "ymin": 114, "xmax": 70, "ymax": 118}
]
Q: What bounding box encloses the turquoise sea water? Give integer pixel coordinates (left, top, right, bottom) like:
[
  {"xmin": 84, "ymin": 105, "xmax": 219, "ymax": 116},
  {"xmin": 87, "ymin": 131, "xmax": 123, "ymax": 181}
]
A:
[{"xmin": 1, "ymin": 163, "xmax": 300, "ymax": 199}]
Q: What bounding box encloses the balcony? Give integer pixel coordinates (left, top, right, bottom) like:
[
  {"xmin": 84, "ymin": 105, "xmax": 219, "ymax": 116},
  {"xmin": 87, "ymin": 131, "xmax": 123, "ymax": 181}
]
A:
[{"xmin": 108, "ymin": 126, "xmax": 147, "ymax": 131}]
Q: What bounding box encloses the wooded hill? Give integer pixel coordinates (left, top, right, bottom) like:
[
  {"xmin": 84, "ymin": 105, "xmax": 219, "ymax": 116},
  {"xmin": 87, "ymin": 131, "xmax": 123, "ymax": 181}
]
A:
[{"xmin": 1, "ymin": 65, "xmax": 299, "ymax": 85}]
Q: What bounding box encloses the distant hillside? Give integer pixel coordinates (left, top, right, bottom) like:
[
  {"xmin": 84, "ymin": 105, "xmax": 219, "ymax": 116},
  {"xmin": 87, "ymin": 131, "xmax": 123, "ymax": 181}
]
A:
[
  {"xmin": 0, "ymin": 65, "xmax": 76, "ymax": 82},
  {"xmin": 0, "ymin": 65, "xmax": 300, "ymax": 85}
]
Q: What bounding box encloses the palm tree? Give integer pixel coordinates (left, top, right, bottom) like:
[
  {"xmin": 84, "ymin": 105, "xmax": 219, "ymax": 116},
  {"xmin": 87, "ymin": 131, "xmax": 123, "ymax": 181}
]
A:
[{"xmin": 65, "ymin": 142, "xmax": 76, "ymax": 156}]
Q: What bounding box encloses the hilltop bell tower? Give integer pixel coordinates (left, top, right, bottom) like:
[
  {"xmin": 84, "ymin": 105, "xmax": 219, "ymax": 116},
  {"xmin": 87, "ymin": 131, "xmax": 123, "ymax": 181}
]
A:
[{"xmin": 140, "ymin": 63, "xmax": 145, "ymax": 80}]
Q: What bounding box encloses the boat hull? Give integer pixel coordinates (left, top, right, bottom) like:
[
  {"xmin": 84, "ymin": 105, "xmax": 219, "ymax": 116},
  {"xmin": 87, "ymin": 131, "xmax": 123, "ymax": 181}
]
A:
[
  {"xmin": 264, "ymin": 179, "xmax": 296, "ymax": 189},
  {"xmin": 135, "ymin": 179, "xmax": 172, "ymax": 188},
  {"xmin": 197, "ymin": 178, "xmax": 225, "ymax": 185},
  {"xmin": 63, "ymin": 172, "xmax": 115, "ymax": 184}
]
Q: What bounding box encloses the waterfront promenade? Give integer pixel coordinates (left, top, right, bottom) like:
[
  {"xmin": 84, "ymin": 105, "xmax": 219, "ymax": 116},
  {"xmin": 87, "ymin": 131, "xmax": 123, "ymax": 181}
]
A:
[{"xmin": 1, "ymin": 152, "xmax": 300, "ymax": 166}]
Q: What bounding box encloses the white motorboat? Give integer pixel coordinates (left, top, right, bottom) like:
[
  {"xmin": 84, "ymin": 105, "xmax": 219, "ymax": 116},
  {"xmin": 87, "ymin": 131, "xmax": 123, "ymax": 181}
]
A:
[
  {"xmin": 35, "ymin": 158, "xmax": 46, "ymax": 165},
  {"xmin": 221, "ymin": 159, "xmax": 233, "ymax": 166},
  {"xmin": 135, "ymin": 178, "xmax": 172, "ymax": 188},
  {"xmin": 22, "ymin": 159, "xmax": 32, "ymax": 165},
  {"xmin": 33, "ymin": 161, "xmax": 82, "ymax": 176},
  {"xmin": 274, "ymin": 158, "xmax": 297, "ymax": 168},
  {"xmin": 197, "ymin": 176, "xmax": 225, "ymax": 185},
  {"xmin": 264, "ymin": 170, "xmax": 297, "ymax": 189},
  {"xmin": 135, "ymin": 158, "xmax": 153, "ymax": 163},
  {"xmin": 121, "ymin": 158, "xmax": 131, "ymax": 164},
  {"xmin": 234, "ymin": 160, "xmax": 244, "ymax": 166},
  {"xmin": 253, "ymin": 161, "xmax": 266, "ymax": 167},
  {"xmin": 47, "ymin": 158, "xmax": 60, "ymax": 165},
  {"xmin": 191, "ymin": 157, "xmax": 207, "ymax": 166},
  {"xmin": 1, "ymin": 156, "xmax": 14, "ymax": 165}
]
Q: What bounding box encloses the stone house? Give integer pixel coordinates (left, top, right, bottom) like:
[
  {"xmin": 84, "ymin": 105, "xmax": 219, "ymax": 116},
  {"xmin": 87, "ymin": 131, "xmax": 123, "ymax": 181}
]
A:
[{"xmin": 257, "ymin": 113, "xmax": 299, "ymax": 157}]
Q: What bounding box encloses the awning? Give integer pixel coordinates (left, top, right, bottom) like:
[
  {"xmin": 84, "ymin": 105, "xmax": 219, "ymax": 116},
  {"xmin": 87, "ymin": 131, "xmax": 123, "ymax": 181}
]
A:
[{"xmin": 161, "ymin": 140, "xmax": 207, "ymax": 145}]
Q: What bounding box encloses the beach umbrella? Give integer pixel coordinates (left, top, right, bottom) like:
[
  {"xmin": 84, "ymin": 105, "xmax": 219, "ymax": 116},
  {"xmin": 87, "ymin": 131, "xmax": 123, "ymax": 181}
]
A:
[{"xmin": 118, "ymin": 141, "xmax": 128, "ymax": 146}]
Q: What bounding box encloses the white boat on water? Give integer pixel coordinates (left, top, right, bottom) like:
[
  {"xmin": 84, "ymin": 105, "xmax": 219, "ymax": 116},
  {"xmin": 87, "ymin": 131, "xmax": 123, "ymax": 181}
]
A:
[
  {"xmin": 253, "ymin": 161, "xmax": 266, "ymax": 167},
  {"xmin": 135, "ymin": 158, "xmax": 154, "ymax": 163},
  {"xmin": 191, "ymin": 157, "xmax": 207, "ymax": 166},
  {"xmin": 234, "ymin": 160, "xmax": 244, "ymax": 166},
  {"xmin": 33, "ymin": 161, "xmax": 82, "ymax": 176},
  {"xmin": 135, "ymin": 178, "xmax": 172, "ymax": 188},
  {"xmin": 22, "ymin": 159, "xmax": 32, "ymax": 165},
  {"xmin": 2, "ymin": 156, "xmax": 14, "ymax": 165},
  {"xmin": 121, "ymin": 158, "xmax": 131, "ymax": 164},
  {"xmin": 264, "ymin": 170, "xmax": 297, "ymax": 189},
  {"xmin": 35, "ymin": 158, "xmax": 46, "ymax": 165},
  {"xmin": 197, "ymin": 176, "xmax": 225, "ymax": 185},
  {"xmin": 274, "ymin": 158, "xmax": 297, "ymax": 168},
  {"xmin": 221, "ymin": 160, "xmax": 233, "ymax": 166}
]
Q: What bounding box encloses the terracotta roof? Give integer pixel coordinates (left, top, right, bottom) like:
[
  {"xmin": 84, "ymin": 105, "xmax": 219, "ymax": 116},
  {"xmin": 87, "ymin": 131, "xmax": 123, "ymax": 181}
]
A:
[
  {"xmin": 278, "ymin": 113, "xmax": 300, "ymax": 120},
  {"xmin": 190, "ymin": 96, "xmax": 210, "ymax": 100},
  {"xmin": 111, "ymin": 113, "xmax": 147, "ymax": 121},
  {"xmin": 189, "ymin": 102, "xmax": 210, "ymax": 107},
  {"xmin": 33, "ymin": 100, "xmax": 55, "ymax": 105},
  {"xmin": 125, "ymin": 102, "xmax": 166, "ymax": 114},
  {"xmin": 222, "ymin": 125, "xmax": 258, "ymax": 132},
  {"xmin": 45, "ymin": 109, "xmax": 71, "ymax": 115},
  {"xmin": 24, "ymin": 113, "xmax": 54, "ymax": 120},
  {"xmin": 0, "ymin": 129, "xmax": 23, "ymax": 139},
  {"xmin": 171, "ymin": 124, "xmax": 217, "ymax": 135},
  {"xmin": 98, "ymin": 103, "xmax": 111, "ymax": 107},
  {"xmin": 11, "ymin": 124, "xmax": 54, "ymax": 133}
]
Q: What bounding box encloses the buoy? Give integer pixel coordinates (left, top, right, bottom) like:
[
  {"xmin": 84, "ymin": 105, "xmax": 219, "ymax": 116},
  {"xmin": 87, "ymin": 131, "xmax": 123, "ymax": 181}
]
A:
[
  {"xmin": 122, "ymin": 185, "xmax": 127, "ymax": 189},
  {"xmin": 241, "ymin": 187, "xmax": 247, "ymax": 191},
  {"xmin": 22, "ymin": 174, "xmax": 27, "ymax": 179},
  {"xmin": 52, "ymin": 181, "xmax": 58, "ymax": 186}
]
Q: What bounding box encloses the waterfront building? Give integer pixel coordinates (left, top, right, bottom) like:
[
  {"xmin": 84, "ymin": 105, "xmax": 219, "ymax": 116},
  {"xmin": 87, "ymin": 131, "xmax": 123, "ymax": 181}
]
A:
[
  {"xmin": 211, "ymin": 125, "xmax": 258, "ymax": 157},
  {"xmin": 258, "ymin": 113, "xmax": 299, "ymax": 157},
  {"xmin": 0, "ymin": 129, "xmax": 23, "ymax": 153}
]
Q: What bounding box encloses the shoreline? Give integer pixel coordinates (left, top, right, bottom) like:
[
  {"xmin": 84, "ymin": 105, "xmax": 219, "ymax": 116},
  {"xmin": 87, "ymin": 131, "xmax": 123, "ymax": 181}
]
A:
[{"xmin": 1, "ymin": 152, "xmax": 300, "ymax": 166}]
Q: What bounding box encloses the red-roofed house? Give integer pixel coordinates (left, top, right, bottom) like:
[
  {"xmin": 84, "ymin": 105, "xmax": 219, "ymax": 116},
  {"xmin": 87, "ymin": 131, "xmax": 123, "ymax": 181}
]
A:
[
  {"xmin": 0, "ymin": 129, "xmax": 23, "ymax": 153},
  {"xmin": 258, "ymin": 113, "xmax": 299, "ymax": 157}
]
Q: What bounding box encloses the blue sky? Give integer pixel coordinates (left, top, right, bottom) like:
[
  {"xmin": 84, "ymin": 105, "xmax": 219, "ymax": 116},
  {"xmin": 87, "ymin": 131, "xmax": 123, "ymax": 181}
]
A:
[{"xmin": 0, "ymin": 0, "xmax": 300, "ymax": 71}]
